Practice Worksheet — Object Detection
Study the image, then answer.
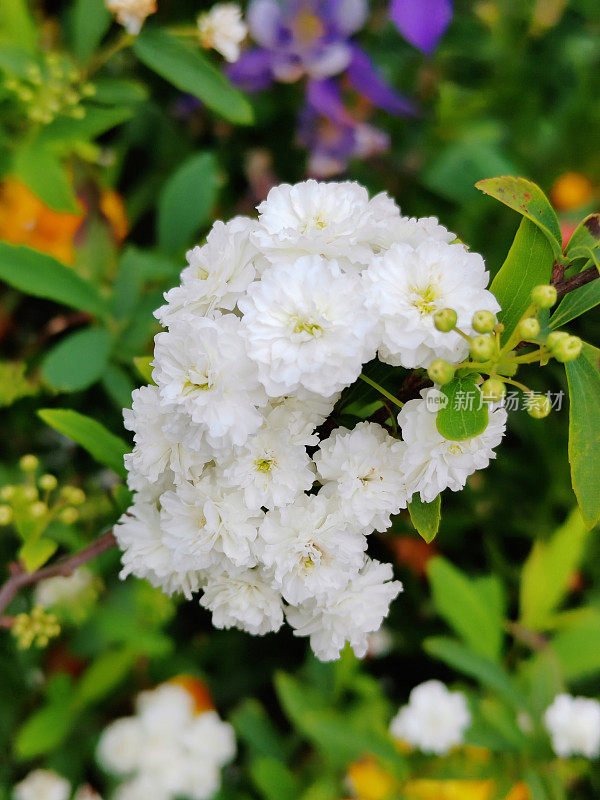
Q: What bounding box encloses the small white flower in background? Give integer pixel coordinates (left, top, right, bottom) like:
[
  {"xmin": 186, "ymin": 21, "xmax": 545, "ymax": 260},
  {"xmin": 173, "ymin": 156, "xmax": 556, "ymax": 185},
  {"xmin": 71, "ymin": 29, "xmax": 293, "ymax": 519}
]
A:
[
  {"xmin": 198, "ymin": 4, "xmax": 247, "ymax": 63},
  {"xmin": 544, "ymin": 694, "xmax": 600, "ymax": 758},
  {"xmin": 116, "ymin": 178, "xmax": 507, "ymax": 662},
  {"xmin": 105, "ymin": 0, "xmax": 156, "ymax": 34},
  {"xmin": 390, "ymin": 680, "xmax": 471, "ymax": 754},
  {"xmin": 98, "ymin": 683, "xmax": 235, "ymax": 800},
  {"xmin": 13, "ymin": 770, "xmax": 71, "ymax": 800},
  {"xmin": 399, "ymin": 388, "xmax": 507, "ymax": 504},
  {"xmin": 34, "ymin": 566, "xmax": 97, "ymax": 610}
]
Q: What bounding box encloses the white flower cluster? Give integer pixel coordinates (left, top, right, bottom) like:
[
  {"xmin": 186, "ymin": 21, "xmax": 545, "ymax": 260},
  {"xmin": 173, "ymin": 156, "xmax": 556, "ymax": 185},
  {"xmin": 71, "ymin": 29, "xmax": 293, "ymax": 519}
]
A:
[
  {"xmin": 544, "ymin": 693, "xmax": 600, "ymax": 759},
  {"xmin": 389, "ymin": 679, "xmax": 472, "ymax": 754},
  {"xmin": 13, "ymin": 769, "xmax": 101, "ymax": 800},
  {"xmin": 97, "ymin": 683, "xmax": 235, "ymax": 800},
  {"xmin": 117, "ymin": 179, "xmax": 505, "ymax": 661}
]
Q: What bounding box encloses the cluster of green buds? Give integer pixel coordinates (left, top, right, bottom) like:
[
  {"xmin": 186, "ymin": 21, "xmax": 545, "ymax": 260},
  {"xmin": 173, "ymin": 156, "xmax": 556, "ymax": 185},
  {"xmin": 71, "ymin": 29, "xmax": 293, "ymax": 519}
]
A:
[
  {"xmin": 3, "ymin": 52, "xmax": 95, "ymax": 126},
  {"xmin": 0, "ymin": 454, "xmax": 86, "ymax": 533},
  {"xmin": 12, "ymin": 605, "xmax": 61, "ymax": 649},
  {"xmin": 427, "ymin": 285, "xmax": 583, "ymax": 419}
]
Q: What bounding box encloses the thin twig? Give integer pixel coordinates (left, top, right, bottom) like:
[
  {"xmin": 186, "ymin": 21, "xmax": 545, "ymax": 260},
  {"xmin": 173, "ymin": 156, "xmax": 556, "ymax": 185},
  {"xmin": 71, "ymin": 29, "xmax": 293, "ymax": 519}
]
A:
[
  {"xmin": 0, "ymin": 530, "xmax": 116, "ymax": 618},
  {"xmin": 553, "ymin": 266, "xmax": 598, "ymax": 299}
]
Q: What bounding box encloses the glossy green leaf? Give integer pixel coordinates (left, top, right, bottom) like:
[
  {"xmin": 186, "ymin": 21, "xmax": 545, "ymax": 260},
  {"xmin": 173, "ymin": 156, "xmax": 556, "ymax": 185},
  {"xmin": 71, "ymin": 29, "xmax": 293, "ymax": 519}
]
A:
[
  {"xmin": 565, "ymin": 354, "xmax": 600, "ymax": 527},
  {"xmin": 476, "ymin": 176, "xmax": 562, "ymax": 257},
  {"xmin": 408, "ymin": 493, "xmax": 441, "ymax": 542},
  {"xmin": 436, "ymin": 376, "xmax": 489, "ymax": 441},
  {"xmin": 490, "ymin": 218, "xmax": 555, "ymax": 342},
  {"xmin": 158, "ymin": 151, "xmax": 219, "ymax": 254},
  {"xmin": 0, "ymin": 244, "xmax": 109, "ymax": 318},
  {"xmin": 70, "ymin": 0, "xmax": 112, "ymax": 63},
  {"xmin": 38, "ymin": 408, "xmax": 129, "ymax": 478},
  {"xmin": 428, "ymin": 558, "xmax": 504, "ymax": 661},
  {"xmin": 550, "ymin": 280, "xmax": 600, "ymax": 328},
  {"xmin": 564, "ymin": 213, "xmax": 600, "ymax": 265},
  {"xmin": 519, "ymin": 508, "xmax": 588, "ymax": 630},
  {"xmin": 42, "ymin": 327, "xmax": 111, "ymax": 392},
  {"xmin": 134, "ymin": 28, "xmax": 253, "ymax": 125},
  {"xmin": 18, "ymin": 537, "xmax": 58, "ymax": 572},
  {"xmin": 13, "ymin": 143, "xmax": 79, "ymax": 212}
]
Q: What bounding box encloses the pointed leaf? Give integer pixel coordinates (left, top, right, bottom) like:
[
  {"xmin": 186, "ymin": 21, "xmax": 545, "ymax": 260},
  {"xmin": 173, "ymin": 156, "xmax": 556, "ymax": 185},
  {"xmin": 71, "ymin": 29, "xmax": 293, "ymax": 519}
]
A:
[
  {"xmin": 19, "ymin": 537, "xmax": 58, "ymax": 572},
  {"xmin": 408, "ymin": 494, "xmax": 441, "ymax": 542},
  {"xmin": 436, "ymin": 376, "xmax": 489, "ymax": 441},
  {"xmin": 550, "ymin": 280, "xmax": 600, "ymax": 328},
  {"xmin": 564, "ymin": 213, "xmax": 600, "ymax": 266},
  {"xmin": 42, "ymin": 327, "xmax": 111, "ymax": 392}
]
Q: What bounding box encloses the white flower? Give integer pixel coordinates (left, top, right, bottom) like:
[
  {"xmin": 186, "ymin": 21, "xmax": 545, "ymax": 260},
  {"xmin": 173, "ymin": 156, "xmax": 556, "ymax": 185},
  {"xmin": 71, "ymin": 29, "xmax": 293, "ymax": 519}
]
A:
[
  {"xmin": 113, "ymin": 776, "xmax": 170, "ymax": 800},
  {"xmin": 264, "ymin": 392, "xmax": 339, "ymax": 446},
  {"xmin": 544, "ymin": 694, "xmax": 600, "ymax": 759},
  {"xmin": 105, "ymin": 0, "xmax": 156, "ymax": 34},
  {"xmin": 314, "ymin": 422, "xmax": 407, "ymax": 532},
  {"xmin": 153, "ymin": 314, "xmax": 267, "ymax": 449},
  {"xmin": 34, "ymin": 567, "xmax": 96, "ymax": 609},
  {"xmin": 136, "ymin": 684, "xmax": 195, "ymax": 734},
  {"xmin": 198, "ymin": 3, "xmax": 247, "ymax": 62},
  {"xmin": 375, "ymin": 214, "xmax": 455, "ymax": 253},
  {"xmin": 257, "ymin": 494, "xmax": 367, "ymax": 604},
  {"xmin": 286, "ymin": 558, "xmax": 402, "ymax": 661},
  {"xmin": 239, "ymin": 256, "xmax": 376, "ymax": 397},
  {"xmin": 390, "ymin": 680, "xmax": 471, "ymax": 754},
  {"xmin": 160, "ymin": 477, "xmax": 261, "ymax": 571},
  {"xmin": 219, "ymin": 421, "xmax": 315, "ymax": 510},
  {"xmin": 115, "ymin": 500, "xmax": 202, "ymax": 599},
  {"xmin": 364, "ymin": 240, "xmax": 500, "ymax": 368},
  {"xmin": 13, "ymin": 770, "xmax": 70, "ymax": 800},
  {"xmin": 398, "ymin": 388, "xmax": 507, "ymax": 503},
  {"xmin": 97, "ymin": 717, "xmax": 144, "ymax": 776},
  {"xmin": 200, "ymin": 566, "xmax": 284, "ymax": 635},
  {"xmin": 253, "ymin": 179, "xmax": 398, "ymax": 271},
  {"xmin": 156, "ymin": 218, "xmax": 258, "ymax": 327},
  {"xmin": 124, "ymin": 385, "xmax": 210, "ymax": 486}
]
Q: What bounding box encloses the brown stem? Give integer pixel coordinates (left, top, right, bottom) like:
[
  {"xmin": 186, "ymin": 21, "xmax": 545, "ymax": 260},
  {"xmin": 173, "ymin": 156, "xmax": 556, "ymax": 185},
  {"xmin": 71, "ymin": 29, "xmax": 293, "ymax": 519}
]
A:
[
  {"xmin": 0, "ymin": 530, "xmax": 116, "ymax": 618},
  {"xmin": 505, "ymin": 620, "xmax": 547, "ymax": 652},
  {"xmin": 553, "ymin": 266, "xmax": 599, "ymax": 299}
]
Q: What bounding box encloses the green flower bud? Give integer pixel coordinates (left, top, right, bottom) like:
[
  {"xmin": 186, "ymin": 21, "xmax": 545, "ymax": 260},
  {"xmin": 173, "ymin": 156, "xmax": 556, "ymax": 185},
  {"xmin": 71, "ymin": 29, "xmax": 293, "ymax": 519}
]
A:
[
  {"xmin": 433, "ymin": 308, "xmax": 457, "ymax": 332},
  {"xmin": 0, "ymin": 485, "xmax": 15, "ymax": 501},
  {"xmin": 527, "ymin": 394, "xmax": 552, "ymax": 419},
  {"xmin": 0, "ymin": 505, "xmax": 13, "ymax": 525},
  {"xmin": 60, "ymin": 507, "xmax": 79, "ymax": 525},
  {"xmin": 546, "ymin": 330, "xmax": 569, "ymax": 352},
  {"xmin": 531, "ymin": 284, "xmax": 557, "ymax": 309},
  {"xmin": 553, "ymin": 335, "xmax": 582, "ymax": 363},
  {"xmin": 470, "ymin": 335, "xmax": 496, "ymax": 362},
  {"xmin": 472, "ymin": 310, "xmax": 496, "ymax": 334},
  {"xmin": 518, "ymin": 317, "xmax": 541, "ymax": 340},
  {"xmin": 61, "ymin": 486, "xmax": 86, "ymax": 505},
  {"xmin": 39, "ymin": 473, "xmax": 58, "ymax": 492},
  {"xmin": 481, "ymin": 378, "xmax": 506, "ymax": 402},
  {"xmin": 30, "ymin": 501, "xmax": 48, "ymax": 518},
  {"xmin": 22, "ymin": 486, "xmax": 38, "ymax": 501},
  {"xmin": 427, "ymin": 359, "xmax": 456, "ymax": 385},
  {"xmin": 19, "ymin": 454, "xmax": 39, "ymax": 472}
]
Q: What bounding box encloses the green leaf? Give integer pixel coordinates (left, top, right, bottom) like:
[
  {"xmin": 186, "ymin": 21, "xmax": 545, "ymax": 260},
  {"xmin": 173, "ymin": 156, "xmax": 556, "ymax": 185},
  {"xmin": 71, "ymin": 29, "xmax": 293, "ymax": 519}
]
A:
[
  {"xmin": 565, "ymin": 354, "xmax": 600, "ymax": 527},
  {"xmin": 436, "ymin": 376, "xmax": 489, "ymax": 441},
  {"xmin": 13, "ymin": 143, "xmax": 79, "ymax": 212},
  {"xmin": 0, "ymin": 361, "xmax": 38, "ymax": 407},
  {"xmin": 158, "ymin": 151, "xmax": 219, "ymax": 254},
  {"xmin": 250, "ymin": 758, "xmax": 299, "ymax": 800},
  {"xmin": 424, "ymin": 637, "xmax": 528, "ymax": 711},
  {"xmin": 42, "ymin": 327, "xmax": 111, "ymax": 392},
  {"xmin": 551, "ymin": 611, "xmax": 600, "ymax": 680},
  {"xmin": 519, "ymin": 508, "xmax": 588, "ymax": 630},
  {"xmin": 70, "ymin": 0, "xmax": 112, "ymax": 63},
  {"xmin": 38, "ymin": 106, "xmax": 135, "ymax": 145},
  {"xmin": 428, "ymin": 558, "xmax": 504, "ymax": 661},
  {"xmin": 0, "ymin": 243, "xmax": 109, "ymax": 318},
  {"xmin": 92, "ymin": 77, "xmax": 149, "ymax": 105},
  {"xmin": 38, "ymin": 408, "xmax": 129, "ymax": 478},
  {"xmin": 490, "ymin": 218, "xmax": 555, "ymax": 342},
  {"xmin": 230, "ymin": 699, "xmax": 288, "ymax": 761},
  {"xmin": 408, "ymin": 494, "xmax": 441, "ymax": 542},
  {"xmin": 476, "ymin": 176, "xmax": 562, "ymax": 258},
  {"xmin": 18, "ymin": 537, "xmax": 58, "ymax": 572},
  {"xmin": 133, "ymin": 28, "xmax": 253, "ymax": 125},
  {"xmin": 15, "ymin": 702, "xmax": 75, "ymax": 759},
  {"xmin": 73, "ymin": 647, "xmax": 138, "ymax": 709},
  {"xmin": 0, "ymin": 0, "xmax": 36, "ymax": 52},
  {"xmin": 564, "ymin": 213, "xmax": 600, "ymax": 265},
  {"xmin": 133, "ymin": 356, "xmax": 154, "ymax": 384},
  {"xmin": 550, "ymin": 280, "xmax": 600, "ymax": 328}
]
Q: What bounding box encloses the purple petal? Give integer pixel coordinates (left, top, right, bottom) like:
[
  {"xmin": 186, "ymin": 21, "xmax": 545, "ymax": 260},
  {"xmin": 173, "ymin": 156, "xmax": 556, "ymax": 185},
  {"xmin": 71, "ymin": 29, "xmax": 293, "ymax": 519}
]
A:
[
  {"xmin": 347, "ymin": 46, "xmax": 416, "ymax": 117},
  {"xmin": 306, "ymin": 79, "xmax": 356, "ymax": 125},
  {"xmin": 228, "ymin": 48, "xmax": 274, "ymax": 92},
  {"xmin": 389, "ymin": 0, "xmax": 452, "ymax": 54}
]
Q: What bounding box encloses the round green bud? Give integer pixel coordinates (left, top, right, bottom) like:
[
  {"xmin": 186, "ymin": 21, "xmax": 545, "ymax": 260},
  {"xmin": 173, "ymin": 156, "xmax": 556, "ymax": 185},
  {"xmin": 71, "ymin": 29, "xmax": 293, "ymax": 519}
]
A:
[
  {"xmin": 546, "ymin": 330, "xmax": 569, "ymax": 352},
  {"xmin": 481, "ymin": 378, "xmax": 507, "ymax": 402},
  {"xmin": 22, "ymin": 486, "xmax": 38, "ymax": 501},
  {"xmin": 19, "ymin": 454, "xmax": 38, "ymax": 472},
  {"xmin": 61, "ymin": 486, "xmax": 85, "ymax": 505},
  {"xmin": 427, "ymin": 359, "xmax": 456, "ymax": 385},
  {"xmin": 470, "ymin": 335, "xmax": 496, "ymax": 362},
  {"xmin": 60, "ymin": 507, "xmax": 79, "ymax": 525},
  {"xmin": 39, "ymin": 473, "xmax": 58, "ymax": 492},
  {"xmin": 531, "ymin": 284, "xmax": 557, "ymax": 309},
  {"xmin": 527, "ymin": 394, "xmax": 552, "ymax": 419},
  {"xmin": 433, "ymin": 308, "xmax": 457, "ymax": 332},
  {"xmin": 29, "ymin": 501, "xmax": 48, "ymax": 518},
  {"xmin": 0, "ymin": 485, "xmax": 15, "ymax": 501},
  {"xmin": 553, "ymin": 335, "xmax": 582, "ymax": 363},
  {"xmin": 472, "ymin": 310, "xmax": 496, "ymax": 334},
  {"xmin": 518, "ymin": 317, "xmax": 541, "ymax": 340},
  {"xmin": 0, "ymin": 505, "xmax": 13, "ymax": 525}
]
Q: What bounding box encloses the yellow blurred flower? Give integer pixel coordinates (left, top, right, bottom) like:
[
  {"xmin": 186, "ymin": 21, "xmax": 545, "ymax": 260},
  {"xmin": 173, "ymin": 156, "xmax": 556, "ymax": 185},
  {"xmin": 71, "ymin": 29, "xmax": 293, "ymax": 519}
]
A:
[
  {"xmin": 404, "ymin": 779, "xmax": 495, "ymax": 800},
  {"xmin": 100, "ymin": 187, "xmax": 129, "ymax": 242},
  {"xmin": 0, "ymin": 178, "xmax": 83, "ymax": 264},
  {"xmin": 503, "ymin": 783, "xmax": 531, "ymax": 800},
  {"xmin": 346, "ymin": 758, "xmax": 398, "ymax": 800},
  {"xmin": 551, "ymin": 172, "xmax": 594, "ymax": 212}
]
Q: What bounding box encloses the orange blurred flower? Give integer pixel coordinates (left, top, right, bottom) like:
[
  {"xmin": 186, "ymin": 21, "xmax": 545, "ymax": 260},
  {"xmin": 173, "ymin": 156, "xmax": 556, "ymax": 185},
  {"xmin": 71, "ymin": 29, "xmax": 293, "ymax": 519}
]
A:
[
  {"xmin": 100, "ymin": 188, "xmax": 129, "ymax": 242},
  {"xmin": 169, "ymin": 674, "xmax": 215, "ymax": 714},
  {"xmin": 504, "ymin": 783, "xmax": 531, "ymax": 800},
  {"xmin": 387, "ymin": 534, "xmax": 437, "ymax": 578},
  {"xmin": 551, "ymin": 172, "xmax": 593, "ymax": 212},
  {"xmin": 0, "ymin": 178, "xmax": 83, "ymax": 264}
]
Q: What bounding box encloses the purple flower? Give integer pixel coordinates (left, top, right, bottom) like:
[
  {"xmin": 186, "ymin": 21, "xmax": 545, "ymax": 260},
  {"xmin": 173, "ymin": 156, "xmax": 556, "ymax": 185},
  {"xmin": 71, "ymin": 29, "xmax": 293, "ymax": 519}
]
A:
[
  {"xmin": 389, "ymin": 0, "xmax": 453, "ymax": 54},
  {"xmin": 229, "ymin": 0, "xmax": 368, "ymax": 89}
]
